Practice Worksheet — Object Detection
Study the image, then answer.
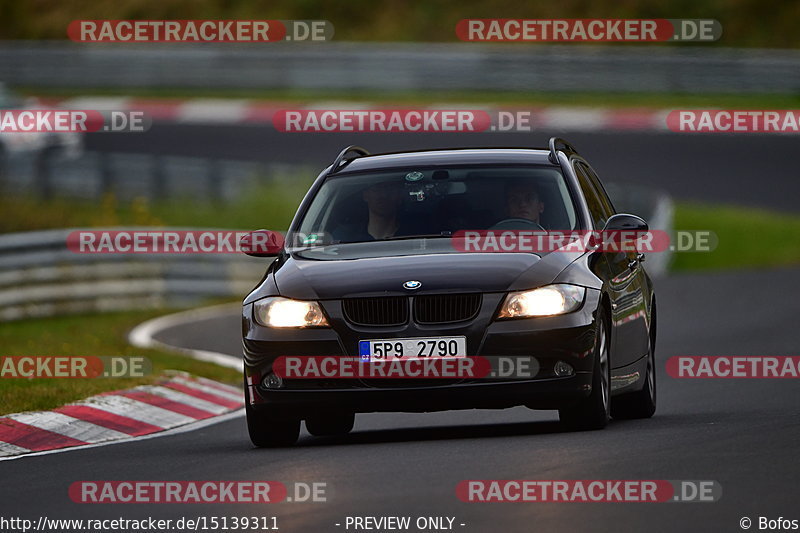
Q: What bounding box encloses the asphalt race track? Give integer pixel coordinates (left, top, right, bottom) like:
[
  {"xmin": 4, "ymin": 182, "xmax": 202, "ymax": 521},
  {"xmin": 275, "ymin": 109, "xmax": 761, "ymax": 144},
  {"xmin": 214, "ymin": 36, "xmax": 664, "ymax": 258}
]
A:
[
  {"xmin": 86, "ymin": 125, "xmax": 800, "ymax": 213},
  {"xmin": 2, "ymin": 127, "xmax": 798, "ymax": 532},
  {"xmin": 2, "ymin": 270, "xmax": 799, "ymax": 531}
]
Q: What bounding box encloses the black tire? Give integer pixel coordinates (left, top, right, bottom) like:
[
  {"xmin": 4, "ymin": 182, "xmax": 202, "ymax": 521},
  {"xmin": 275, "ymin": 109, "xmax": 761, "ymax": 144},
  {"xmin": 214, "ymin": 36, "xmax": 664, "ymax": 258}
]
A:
[
  {"xmin": 244, "ymin": 378, "xmax": 300, "ymax": 447},
  {"xmin": 559, "ymin": 308, "xmax": 610, "ymax": 431},
  {"xmin": 305, "ymin": 412, "xmax": 355, "ymax": 437},
  {"xmin": 611, "ymin": 334, "xmax": 657, "ymax": 420}
]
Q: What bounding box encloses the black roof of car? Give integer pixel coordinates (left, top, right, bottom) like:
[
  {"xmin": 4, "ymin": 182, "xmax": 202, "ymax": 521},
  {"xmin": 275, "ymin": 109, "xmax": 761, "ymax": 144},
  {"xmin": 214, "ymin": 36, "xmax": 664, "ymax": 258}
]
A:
[
  {"xmin": 325, "ymin": 138, "xmax": 580, "ymax": 176},
  {"xmin": 330, "ymin": 148, "xmax": 558, "ymax": 176}
]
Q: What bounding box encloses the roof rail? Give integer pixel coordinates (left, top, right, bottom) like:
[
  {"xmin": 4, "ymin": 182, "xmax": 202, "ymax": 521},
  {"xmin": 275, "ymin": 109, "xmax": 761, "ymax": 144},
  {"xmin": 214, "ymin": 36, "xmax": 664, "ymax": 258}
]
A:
[
  {"xmin": 328, "ymin": 145, "xmax": 370, "ymax": 175},
  {"xmin": 548, "ymin": 137, "xmax": 578, "ymax": 164}
]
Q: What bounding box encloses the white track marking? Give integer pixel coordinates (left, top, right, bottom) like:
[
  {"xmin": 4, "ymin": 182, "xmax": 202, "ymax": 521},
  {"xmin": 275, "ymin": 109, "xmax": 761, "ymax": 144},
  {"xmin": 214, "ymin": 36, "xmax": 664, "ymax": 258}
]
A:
[
  {"xmin": 0, "ymin": 442, "xmax": 32, "ymax": 457},
  {"xmin": 136, "ymin": 385, "xmax": 230, "ymax": 415},
  {"xmin": 188, "ymin": 374, "xmax": 242, "ymax": 395},
  {"xmin": 81, "ymin": 395, "xmax": 195, "ymax": 428},
  {"xmin": 6, "ymin": 412, "xmax": 129, "ymax": 444},
  {"xmin": 0, "ymin": 409, "xmax": 244, "ymax": 462},
  {"xmin": 542, "ymin": 107, "xmax": 609, "ymax": 131},
  {"xmin": 60, "ymin": 97, "xmax": 132, "ymax": 111},
  {"xmin": 170, "ymin": 376, "xmax": 243, "ymax": 403},
  {"xmin": 177, "ymin": 99, "xmax": 249, "ymax": 123}
]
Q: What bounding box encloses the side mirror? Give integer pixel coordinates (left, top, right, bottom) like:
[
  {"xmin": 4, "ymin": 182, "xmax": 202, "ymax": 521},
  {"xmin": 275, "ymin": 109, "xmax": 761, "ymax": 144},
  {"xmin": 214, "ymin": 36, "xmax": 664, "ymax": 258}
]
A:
[
  {"xmin": 592, "ymin": 214, "xmax": 649, "ymax": 251},
  {"xmin": 603, "ymin": 213, "xmax": 648, "ymax": 233},
  {"xmin": 241, "ymin": 229, "xmax": 284, "ymax": 257}
]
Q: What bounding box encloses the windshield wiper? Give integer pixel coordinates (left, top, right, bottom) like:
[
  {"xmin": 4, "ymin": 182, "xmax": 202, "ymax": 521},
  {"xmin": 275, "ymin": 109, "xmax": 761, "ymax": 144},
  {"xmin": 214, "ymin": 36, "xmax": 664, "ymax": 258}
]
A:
[
  {"xmin": 385, "ymin": 232, "xmax": 452, "ymax": 241},
  {"xmin": 323, "ymin": 233, "xmax": 452, "ymax": 245}
]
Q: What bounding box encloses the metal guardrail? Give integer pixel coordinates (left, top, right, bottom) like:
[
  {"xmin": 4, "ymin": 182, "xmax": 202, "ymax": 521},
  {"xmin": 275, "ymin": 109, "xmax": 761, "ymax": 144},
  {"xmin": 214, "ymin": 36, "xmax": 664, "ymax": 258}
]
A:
[
  {"xmin": 1, "ymin": 42, "xmax": 799, "ymax": 93},
  {"xmin": 0, "ymin": 228, "xmax": 268, "ymax": 321}
]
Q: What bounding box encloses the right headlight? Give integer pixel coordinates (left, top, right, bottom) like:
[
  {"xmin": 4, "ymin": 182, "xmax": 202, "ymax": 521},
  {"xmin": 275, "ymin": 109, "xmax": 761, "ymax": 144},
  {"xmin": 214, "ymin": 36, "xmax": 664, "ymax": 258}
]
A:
[
  {"xmin": 253, "ymin": 297, "xmax": 329, "ymax": 328},
  {"xmin": 497, "ymin": 284, "xmax": 586, "ymax": 318}
]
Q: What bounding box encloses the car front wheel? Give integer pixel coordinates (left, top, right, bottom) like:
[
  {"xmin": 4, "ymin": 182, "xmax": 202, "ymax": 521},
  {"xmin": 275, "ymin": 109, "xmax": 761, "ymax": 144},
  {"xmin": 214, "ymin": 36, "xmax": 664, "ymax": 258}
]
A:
[
  {"xmin": 559, "ymin": 308, "xmax": 610, "ymax": 431},
  {"xmin": 244, "ymin": 378, "xmax": 300, "ymax": 447},
  {"xmin": 305, "ymin": 412, "xmax": 355, "ymax": 437}
]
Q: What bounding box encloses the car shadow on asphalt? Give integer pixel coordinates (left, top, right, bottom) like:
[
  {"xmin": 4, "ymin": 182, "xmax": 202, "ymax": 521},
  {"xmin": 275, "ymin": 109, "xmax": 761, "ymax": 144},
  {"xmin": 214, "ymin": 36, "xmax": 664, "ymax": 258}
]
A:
[
  {"xmin": 293, "ymin": 419, "xmax": 567, "ymax": 448},
  {"xmin": 280, "ymin": 412, "xmax": 709, "ymax": 449},
  {"xmin": 225, "ymin": 413, "xmax": 709, "ymax": 452}
]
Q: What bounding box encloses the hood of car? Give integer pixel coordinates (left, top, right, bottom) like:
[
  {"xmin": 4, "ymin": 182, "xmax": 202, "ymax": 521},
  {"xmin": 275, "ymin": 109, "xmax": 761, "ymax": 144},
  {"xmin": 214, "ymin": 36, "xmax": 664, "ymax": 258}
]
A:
[{"xmin": 265, "ymin": 251, "xmax": 579, "ymax": 301}]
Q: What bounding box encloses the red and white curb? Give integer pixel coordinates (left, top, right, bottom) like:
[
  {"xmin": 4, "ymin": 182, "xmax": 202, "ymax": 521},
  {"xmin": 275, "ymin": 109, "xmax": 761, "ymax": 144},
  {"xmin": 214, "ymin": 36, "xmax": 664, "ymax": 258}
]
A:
[
  {"xmin": 43, "ymin": 97, "xmax": 670, "ymax": 132},
  {"xmin": 0, "ymin": 372, "xmax": 243, "ymax": 459}
]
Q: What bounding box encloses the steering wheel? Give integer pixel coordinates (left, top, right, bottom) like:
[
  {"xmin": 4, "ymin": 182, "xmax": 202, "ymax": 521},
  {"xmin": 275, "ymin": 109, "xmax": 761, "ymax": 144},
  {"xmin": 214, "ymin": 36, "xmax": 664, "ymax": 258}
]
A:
[{"xmin": 489, "ymin": 218, "xmax": 545, "ymax": 231}]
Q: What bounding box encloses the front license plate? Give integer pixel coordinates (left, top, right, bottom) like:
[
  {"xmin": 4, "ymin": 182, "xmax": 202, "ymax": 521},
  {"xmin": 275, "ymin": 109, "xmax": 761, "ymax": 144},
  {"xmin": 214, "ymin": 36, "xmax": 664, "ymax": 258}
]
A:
[{"xmin": 359, "ymin": 337, "xmax": 467, "ymax": 362}]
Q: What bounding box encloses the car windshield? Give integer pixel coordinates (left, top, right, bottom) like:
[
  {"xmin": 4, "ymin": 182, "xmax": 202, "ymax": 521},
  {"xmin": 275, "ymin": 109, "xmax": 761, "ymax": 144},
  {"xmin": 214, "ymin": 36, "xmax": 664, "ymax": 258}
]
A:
[{"xmin": 292, "ymin": 165, "xmax": 579, "ymax": 259}]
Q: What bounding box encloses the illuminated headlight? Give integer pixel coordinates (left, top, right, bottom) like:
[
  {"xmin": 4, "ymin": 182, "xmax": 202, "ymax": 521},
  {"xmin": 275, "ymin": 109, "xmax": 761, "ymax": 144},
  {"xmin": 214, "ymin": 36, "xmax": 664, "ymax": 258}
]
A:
[
  {"xmin": 497, "ymin": 284, "xmax": 586, "ymax": 318},
  {"xmin": 253, "ymin": 297, "xmax": 329, "ymax": 328}
]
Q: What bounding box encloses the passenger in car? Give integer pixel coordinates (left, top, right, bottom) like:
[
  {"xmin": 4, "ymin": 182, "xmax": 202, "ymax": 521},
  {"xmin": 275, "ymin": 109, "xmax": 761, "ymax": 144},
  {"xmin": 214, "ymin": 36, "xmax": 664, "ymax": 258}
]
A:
[{"xmin": 333, "ymin": 181, "xmax": 410, "ymax": 242}]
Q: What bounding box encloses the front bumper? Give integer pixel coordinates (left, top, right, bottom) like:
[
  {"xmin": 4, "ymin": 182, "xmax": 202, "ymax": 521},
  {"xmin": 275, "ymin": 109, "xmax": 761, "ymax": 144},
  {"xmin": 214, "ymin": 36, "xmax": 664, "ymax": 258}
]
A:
[
  {"xmin": 246, "ymin": 374, "xmax": 592, "ymax": 416},
  {"xmin": 242, "ymin": 289, "xmax": 601, "ymax": 415}
]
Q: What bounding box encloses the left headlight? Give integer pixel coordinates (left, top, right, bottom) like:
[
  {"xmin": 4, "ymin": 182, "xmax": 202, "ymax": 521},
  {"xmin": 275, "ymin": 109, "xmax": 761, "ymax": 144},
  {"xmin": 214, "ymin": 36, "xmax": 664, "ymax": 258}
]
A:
[
  {"xmin": 253, "ymin": 297, "xmax": 329, "ymax": 328},
  {"xmin": 497, "ymin": 284, "xmax": 586, "ymax": 319}
]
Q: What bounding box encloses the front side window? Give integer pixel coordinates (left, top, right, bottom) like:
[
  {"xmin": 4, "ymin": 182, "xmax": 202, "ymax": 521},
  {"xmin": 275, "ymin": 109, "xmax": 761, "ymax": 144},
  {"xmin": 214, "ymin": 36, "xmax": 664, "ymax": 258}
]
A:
[
  {"xmin": 578, "ymin": 162, "xmax": 616, "ymax": 218},
  {"xmin": 574, "ymin": 163, "xmax": 608, "ymax": 229}
]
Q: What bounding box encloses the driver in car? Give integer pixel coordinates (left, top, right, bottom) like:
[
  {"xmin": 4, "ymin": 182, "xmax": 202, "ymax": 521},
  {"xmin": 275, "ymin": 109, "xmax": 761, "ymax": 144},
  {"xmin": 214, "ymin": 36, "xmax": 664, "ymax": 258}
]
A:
[{"xmin": 504, "ymin": 181, "xmax": 545, "ymax": 226}]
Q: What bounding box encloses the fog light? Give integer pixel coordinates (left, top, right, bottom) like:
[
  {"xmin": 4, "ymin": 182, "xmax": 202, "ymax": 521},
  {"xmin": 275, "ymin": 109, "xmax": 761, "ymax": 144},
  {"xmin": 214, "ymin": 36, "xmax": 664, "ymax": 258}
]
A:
[
  {"xmin": 262, "ymin": 372, "xmax": 284, "ymax": 389},
  {"xmin": 553, "ymin": 361, "xmax": 575, "ymax": 377}
]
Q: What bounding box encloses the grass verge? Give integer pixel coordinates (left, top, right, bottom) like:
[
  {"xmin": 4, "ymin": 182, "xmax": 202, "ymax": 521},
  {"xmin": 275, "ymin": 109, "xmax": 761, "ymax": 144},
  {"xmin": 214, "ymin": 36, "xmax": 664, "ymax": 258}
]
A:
[
  {"xmin": 0, "ymin": 179, "xmax": 312, "ymax": 234},
  {"xmin": 0, "ymin": 309, "xmax": 241, "ymax": 416},
  {"xmin": 671, "ymin": 203, "xmax": 800, "ymax": 271}
]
